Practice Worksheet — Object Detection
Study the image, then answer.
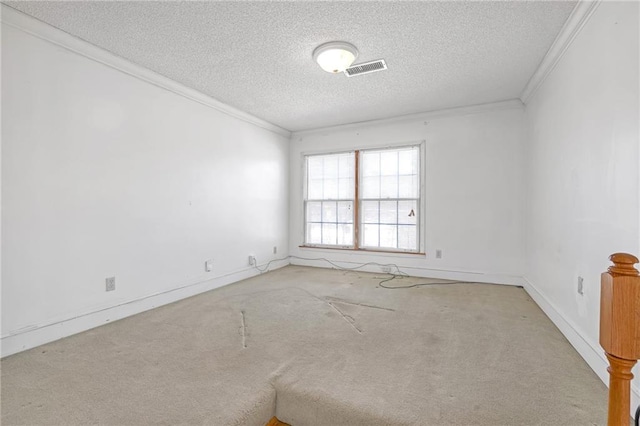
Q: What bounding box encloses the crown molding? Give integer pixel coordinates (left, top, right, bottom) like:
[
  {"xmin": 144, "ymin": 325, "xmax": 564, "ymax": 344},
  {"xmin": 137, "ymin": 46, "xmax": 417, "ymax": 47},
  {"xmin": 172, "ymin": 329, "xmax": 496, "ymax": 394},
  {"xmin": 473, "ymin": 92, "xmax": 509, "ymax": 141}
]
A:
[
  {"xmin": 0, "ymin": 4, "xmax": 291, "ymax": 138},
  {"xmin": 520, "ymin": 0, "xmax": 601, "ymax": 104},
  {"xmin": 292, "ymin": 99, "xmax": 524, "ymax": 137}
]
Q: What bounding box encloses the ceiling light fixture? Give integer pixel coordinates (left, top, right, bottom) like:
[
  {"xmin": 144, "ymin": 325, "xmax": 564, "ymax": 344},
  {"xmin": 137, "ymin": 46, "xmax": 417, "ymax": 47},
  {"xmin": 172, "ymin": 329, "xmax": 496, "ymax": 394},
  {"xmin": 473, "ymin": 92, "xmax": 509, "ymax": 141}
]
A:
[{"xmin": 313, "ymin": 41, "xmax": 359, "ymax": 74}]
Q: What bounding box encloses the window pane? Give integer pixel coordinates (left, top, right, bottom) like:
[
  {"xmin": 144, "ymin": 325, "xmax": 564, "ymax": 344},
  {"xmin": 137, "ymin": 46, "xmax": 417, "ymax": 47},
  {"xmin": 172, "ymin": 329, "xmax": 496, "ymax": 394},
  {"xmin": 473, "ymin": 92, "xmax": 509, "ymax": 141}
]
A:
[
  {"xmin": 362, "ymin": 201, "xmax": 379, "ymax": 224},
  {"xmin": 337, "ymin": 224, "xmax": 353, "ymax": 246},
  {"xmin": 398, "ymin": 200, "xmax": 417, "ymax": 225},
  {"xmin": 322, "ymin": 202, "xmax": 337, "ymax": 223},
  {"xmin": 362, "ymin": 151, "xmax": 380, "ymax": 177},
  {"xmin": 323, "ymin": 178, "xmax": 337, "ymax": 199},
  {"xmin": 308, "ymin": 178, "xmax": 323, "ymax": 199},
  {"xmin": 322, "ymin": 223, "xmax": 337, "ymax": 245},
  {"xmin": 398, "ymin": 225, "xmax": 417, "ymax": 250},
  {"xmin": 307, "ymin": 202, "xmax": 322, "ymax": 222},
  {"xmin": 380, "ymin": 175, "xmax": 398, "ymax": 198},
  {"xmin": 380, "ymin": 225, "xmax": 398, "ymax": 248},
  {"xmin": 323, "ymin": 156, "xmax": 339, "ymax": 179},
  {"xmin": 338, "ymin": 178, "xmax": 354, "ymax": 199},
  {"xmin": 308, "ymin": 156, "xmax": 324, "ymax": 179},
  {"xmin": 398, "ymin": 175, "xmax": 418, "ymax": 198},
  {"xmin": 307, "ymin": 223, "xmax": 322, "ymax": 244},
  {"xmin": 398, "ymin": 149, "xmax": 417, "ymax": 175},
  {"xmin": 306, "ymin": 152, "xmax": 355, "ymax": 201},
  {"xmin": 379, "ymin": 200, "xmax": 397, "ymax": 224},
  {"xmin": 362, "ymin": 176, "xmax": 380, "ymax": 199},
  {"xmin": 338, "ymin": 155, "xmax": 353, "ymax": 178},
  {"xmin": 363, "ymin": 224, "xmax": 379, "ymax": 247},
  {"xmin": 380, "ymin": 151, "xmax": 398, "ymax": 176},
  {"xmin": 337, "ymin": 201, "xmax": 353, "ymax": 223}
]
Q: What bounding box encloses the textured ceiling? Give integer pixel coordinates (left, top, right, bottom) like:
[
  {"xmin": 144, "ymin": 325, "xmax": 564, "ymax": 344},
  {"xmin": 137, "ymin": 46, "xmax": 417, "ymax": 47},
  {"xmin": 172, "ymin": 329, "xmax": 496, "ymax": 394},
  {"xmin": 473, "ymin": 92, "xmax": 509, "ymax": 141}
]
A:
[{"xmin": 6, "ymin": 1, "xmax": 576, "ymax": 132}]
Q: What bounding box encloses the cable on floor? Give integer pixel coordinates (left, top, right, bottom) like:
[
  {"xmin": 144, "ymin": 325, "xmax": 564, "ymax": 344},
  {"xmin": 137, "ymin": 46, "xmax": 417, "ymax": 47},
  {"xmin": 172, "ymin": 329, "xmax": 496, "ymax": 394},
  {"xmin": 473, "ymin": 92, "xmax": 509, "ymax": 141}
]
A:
[
  {"xmin": 377, "ymin": 274, "xmax": 472, "ymax": 289},
  {"xmin": 250, "ymin": 255, "xmax": 478, "ymax": 289}
]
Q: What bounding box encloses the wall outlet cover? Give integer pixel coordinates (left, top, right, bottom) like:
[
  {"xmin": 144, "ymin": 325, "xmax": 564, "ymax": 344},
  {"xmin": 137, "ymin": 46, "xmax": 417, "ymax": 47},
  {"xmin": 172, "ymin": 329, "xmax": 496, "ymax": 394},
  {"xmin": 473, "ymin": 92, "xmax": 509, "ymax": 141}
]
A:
[
  {"xmin": 106, "ymin": 277, "xmax": 116, "ymax": 292},
  {"xmin": 577, "ymin": 276, "xmax": 584, "ymax": 295}
]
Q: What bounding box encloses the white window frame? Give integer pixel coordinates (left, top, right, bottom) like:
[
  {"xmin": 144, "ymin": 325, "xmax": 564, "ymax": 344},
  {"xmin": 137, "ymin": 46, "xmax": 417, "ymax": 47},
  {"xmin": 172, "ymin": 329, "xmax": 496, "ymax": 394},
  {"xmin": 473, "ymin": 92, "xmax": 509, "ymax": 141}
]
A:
[
  {"xmin": 358, "ymin": 145, "xmax": 421, "ymax": 253},
  {"xmin": 303, "ymin": 150, "xmax": 356, "ymax": 249},
  {"xmin": 302, "ymin": 141, "xmax": 425, "ymax": 254}
]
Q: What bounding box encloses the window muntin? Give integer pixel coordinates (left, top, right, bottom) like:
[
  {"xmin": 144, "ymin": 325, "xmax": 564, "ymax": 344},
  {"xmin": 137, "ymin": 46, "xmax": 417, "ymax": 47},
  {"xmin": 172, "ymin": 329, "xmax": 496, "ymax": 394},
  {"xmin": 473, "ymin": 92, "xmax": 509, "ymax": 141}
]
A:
[{"xmin": 303, "ymin": 145, "xmax": 420, "ymax": 253}]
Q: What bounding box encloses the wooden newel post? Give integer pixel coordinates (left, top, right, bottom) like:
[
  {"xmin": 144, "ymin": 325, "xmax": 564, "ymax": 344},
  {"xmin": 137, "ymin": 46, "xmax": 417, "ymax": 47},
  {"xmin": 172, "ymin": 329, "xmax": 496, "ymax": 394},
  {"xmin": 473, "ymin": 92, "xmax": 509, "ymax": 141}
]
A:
[{"xmin": 600, "ymin": 252, "xmax": 640, "ymax": 426}]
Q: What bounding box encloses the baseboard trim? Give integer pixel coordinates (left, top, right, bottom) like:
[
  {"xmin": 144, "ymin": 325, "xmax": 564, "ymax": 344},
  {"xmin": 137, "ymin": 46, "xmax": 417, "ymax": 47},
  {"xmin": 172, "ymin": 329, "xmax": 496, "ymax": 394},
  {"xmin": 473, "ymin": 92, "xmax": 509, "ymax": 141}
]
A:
[
  {"xmin": 0, "ymin": 4, "xmax": 291, "ymax": 138},
  {"xmin": 522, "ymin": 276, "xmax": 640, "ymax": 417},
  {"xmin": 1, "ymin": 259, "xmax": 290, "ymax": 358},
  {"xmin": 289, "ymin": 257, "xmax": 524, "ymax": 286}
]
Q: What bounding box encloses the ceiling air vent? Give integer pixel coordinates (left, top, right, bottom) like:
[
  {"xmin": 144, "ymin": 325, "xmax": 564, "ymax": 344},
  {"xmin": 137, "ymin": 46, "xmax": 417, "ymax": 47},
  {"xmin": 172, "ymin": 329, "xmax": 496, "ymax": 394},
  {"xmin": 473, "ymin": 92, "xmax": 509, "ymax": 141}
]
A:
[{"xmin": 344, "ymin": 59, "xmax": 387, "ymax": 77}]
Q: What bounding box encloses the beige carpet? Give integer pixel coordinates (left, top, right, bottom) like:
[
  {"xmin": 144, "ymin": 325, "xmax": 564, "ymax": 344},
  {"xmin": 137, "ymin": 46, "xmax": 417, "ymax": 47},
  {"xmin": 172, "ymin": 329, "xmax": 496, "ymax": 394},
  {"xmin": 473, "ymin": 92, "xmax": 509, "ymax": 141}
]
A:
[{"xmin": 1, "ymin": 266, "xmax": 607, "ymax": 425}]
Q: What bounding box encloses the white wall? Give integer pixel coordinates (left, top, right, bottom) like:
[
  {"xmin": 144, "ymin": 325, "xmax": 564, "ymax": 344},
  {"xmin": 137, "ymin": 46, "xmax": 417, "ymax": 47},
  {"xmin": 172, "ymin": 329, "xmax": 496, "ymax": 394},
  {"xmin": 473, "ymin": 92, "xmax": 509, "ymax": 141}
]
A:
[
  {"xmin": 1, "ymin": 18, "xmax": 290, "ymax": 356},
  {"xmin": 4, "ymin": 8, "xmax": 637, "ymax": 410},
  {"xmin": 523, "ymin": 0, "xmax": 639, "ymax": 399},
  {"xmin": 289, "ymin": 103, "xmax": 526, "ymax": 284}
]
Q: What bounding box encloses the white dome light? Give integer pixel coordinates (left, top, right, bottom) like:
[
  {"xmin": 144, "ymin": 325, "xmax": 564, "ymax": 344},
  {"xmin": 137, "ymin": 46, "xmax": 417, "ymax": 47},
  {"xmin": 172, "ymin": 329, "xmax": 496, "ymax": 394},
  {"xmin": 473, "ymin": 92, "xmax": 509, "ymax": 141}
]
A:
[{"xmin": 313, "ymin": 41, "xmax": 359, "ymax": 74}]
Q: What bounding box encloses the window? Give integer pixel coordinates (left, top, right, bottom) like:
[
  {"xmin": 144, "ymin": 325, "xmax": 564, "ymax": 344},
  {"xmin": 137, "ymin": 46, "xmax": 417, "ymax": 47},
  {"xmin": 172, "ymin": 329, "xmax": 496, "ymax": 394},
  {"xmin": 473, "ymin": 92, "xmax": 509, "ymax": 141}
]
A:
[
  {"xmin": 304, "ymin": 145, "xmax": 421, "ymax": 253},
  {"xmin": 304, "ymin": 152, "xmax": 355, "ymax": 247}
]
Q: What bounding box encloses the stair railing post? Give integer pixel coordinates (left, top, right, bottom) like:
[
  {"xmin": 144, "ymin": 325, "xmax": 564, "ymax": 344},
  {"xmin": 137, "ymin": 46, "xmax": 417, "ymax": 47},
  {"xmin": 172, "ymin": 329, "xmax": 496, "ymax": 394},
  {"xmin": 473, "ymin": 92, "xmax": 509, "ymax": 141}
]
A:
[{"xmin": 600, "ymin": 252, "xmax": 640, "ymax": 426}]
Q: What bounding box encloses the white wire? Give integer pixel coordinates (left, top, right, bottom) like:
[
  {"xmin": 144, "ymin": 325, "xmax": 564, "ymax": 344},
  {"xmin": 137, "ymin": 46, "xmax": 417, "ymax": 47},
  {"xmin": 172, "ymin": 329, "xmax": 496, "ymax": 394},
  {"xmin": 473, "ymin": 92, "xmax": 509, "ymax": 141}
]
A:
[
  {"xmin": 250, "ymin": 255, "xmax": 485, "ymax": 289},
  {"xmin": 252, "ymin": 255, "xmax": 406, "ymax": 276}
]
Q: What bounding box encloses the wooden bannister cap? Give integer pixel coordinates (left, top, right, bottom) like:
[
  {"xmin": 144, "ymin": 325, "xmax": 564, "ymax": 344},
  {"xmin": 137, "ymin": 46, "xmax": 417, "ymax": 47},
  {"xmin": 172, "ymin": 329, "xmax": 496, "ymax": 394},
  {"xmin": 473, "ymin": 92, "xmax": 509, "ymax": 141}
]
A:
[{"xmin": 608, "ymin": 253, "xmax": 639, "ymax": 276}]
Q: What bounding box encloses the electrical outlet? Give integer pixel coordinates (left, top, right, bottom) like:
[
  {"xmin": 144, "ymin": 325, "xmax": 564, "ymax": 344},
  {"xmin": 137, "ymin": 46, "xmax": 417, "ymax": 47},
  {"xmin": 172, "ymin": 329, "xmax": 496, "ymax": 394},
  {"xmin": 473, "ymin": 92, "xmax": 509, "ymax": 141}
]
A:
[
  {"xmin": 273, "ymin": 246, "xmax": 277, "ymax": 254},
  {"xmin": 248, "ymin": 255, "xmax": 256, "ymax": 266},
  {"xmin": 205, "ymin": 259, "xmax": 213, "ymax": 272},
  {"xmin": 381, "ymin": 266, "xmax": 391, "ymax": 273},
  {"xmin": 436, "ymin": 249, "xmax": 443, "ymax": 259},
  {"xmin": 105, "ymin": 276, "xmax": 116, "ymax": 292},
  {"xmin": 577, "ymin": 276, "xmax": 584, "ymax": 295}
]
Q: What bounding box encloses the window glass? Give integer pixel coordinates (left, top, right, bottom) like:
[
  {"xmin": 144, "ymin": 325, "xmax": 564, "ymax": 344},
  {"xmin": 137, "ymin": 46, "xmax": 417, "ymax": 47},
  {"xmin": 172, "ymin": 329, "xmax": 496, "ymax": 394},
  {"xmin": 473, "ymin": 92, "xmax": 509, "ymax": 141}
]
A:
[
  {"xmin": 359, "ymin": 146, "xmax": 419, "ymax": 251},
  {"xmin": 304, "ymin": 152, "xmax": 355, "ymax": 247},
  {"xmin": 304, "ymin": 146, "xmax": 419, "ymax": 252}
]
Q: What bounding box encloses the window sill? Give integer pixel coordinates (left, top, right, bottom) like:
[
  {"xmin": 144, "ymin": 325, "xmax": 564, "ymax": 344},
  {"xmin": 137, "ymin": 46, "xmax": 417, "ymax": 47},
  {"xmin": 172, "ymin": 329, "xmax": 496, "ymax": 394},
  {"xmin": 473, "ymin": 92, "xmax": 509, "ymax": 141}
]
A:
[{"xmin": 298, "ymin": 245, "xmax": 426, "ymax": 257}]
